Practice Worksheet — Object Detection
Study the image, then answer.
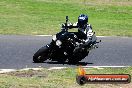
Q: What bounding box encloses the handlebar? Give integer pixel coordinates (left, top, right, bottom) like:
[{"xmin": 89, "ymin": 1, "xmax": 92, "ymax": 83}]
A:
[{"xmin": 62, "ymin": 16, "xmax": 78, "ymax": 31}]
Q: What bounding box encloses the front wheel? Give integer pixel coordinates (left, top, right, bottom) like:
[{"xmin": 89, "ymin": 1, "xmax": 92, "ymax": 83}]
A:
[{"xmin": 33, "ymin": 46, "xmax": 49, "ymax": 63}]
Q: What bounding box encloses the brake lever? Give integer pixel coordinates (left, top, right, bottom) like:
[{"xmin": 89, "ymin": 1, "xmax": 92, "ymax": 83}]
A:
[{"xmin": 96, "ymin": 40, "xmax": 101, "ymax": 43}]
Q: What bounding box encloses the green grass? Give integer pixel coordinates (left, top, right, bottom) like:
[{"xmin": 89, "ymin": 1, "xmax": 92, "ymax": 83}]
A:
[
  {"xmin": 0, "ymin": 67, "xmax": 132, "ymax": 88},
  {"xmin": 0, "ymin": 0, "xmax": 132, "ymax": 36}
]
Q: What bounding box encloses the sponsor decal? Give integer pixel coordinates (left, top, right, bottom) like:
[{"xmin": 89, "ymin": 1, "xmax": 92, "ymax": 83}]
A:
[{"xmin": 76, "ymin": 66, "xmax": 131, "ymax": 85}]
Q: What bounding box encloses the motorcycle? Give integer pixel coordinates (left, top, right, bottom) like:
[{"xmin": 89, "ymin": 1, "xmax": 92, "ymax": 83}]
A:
[{"xmin": 33, "ymin": 16, "xmax": 100, "ymax": 63}]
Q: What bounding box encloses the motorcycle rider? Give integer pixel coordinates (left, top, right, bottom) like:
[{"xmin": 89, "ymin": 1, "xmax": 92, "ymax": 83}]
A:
[
  {"xmin": 76, "ymin": 14, "xmax": 94, "ymax": 44},
  {"xmin": 61, "ymin": 14, "xmax": 94, "ymax": 45}
]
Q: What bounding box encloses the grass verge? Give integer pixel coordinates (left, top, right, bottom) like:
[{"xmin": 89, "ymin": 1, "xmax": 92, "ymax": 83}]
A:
[
  {"xmin": 0, "ymin": 0, "xmax": 132, "ymax": 36},
  {"xmin": 0, "ymin": 67, "xmax": 132, "ymax": 88}
]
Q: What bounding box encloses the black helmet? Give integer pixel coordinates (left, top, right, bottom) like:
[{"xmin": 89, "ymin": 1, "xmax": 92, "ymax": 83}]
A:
[{"xmin": 78, "ymin": 14, "xmax": 88, "ymax": 28}]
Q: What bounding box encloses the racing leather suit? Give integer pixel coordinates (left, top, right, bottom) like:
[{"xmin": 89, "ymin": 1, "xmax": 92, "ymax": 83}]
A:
[{"xmin": 61, "ymin": 22, "xmax": 95, "ymax": 45}]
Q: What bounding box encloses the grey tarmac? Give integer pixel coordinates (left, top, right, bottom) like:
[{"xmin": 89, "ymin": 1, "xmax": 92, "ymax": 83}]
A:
[{"xmin": 0, "ymin": 35, "xmax": 132, "ymax": 69}]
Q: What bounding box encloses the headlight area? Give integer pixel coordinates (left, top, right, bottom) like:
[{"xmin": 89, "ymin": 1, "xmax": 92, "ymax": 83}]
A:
[
  {"xmin": 52, "ymin": 35, "xmax": 57, "ymax": 41},
  {"xmin": 56, "ymin": 40, "xmax": 62, "ymax": 46}
]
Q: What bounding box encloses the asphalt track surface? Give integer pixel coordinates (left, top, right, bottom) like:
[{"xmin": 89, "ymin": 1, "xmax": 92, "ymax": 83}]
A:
[{"xmin": 0, "ymin": 35, "xmax": 132, "ymax": 69}]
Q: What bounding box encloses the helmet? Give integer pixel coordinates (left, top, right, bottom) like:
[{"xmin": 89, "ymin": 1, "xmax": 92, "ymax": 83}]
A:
[{"xmin": 78, "ymin": 14, "xmax": 88, "ymax": 28}]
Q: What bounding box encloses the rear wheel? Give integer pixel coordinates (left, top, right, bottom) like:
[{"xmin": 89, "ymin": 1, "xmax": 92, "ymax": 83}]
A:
[
  {"xmin": 68, "ymin": 48, "xmax": 89, "ymax": 63},
  {"xmin": 33, "ymin": 46, "xmax": 49, "ymax": 63},
  {"xmin": 56, "ymin": 58, "xmax": 67, "ymax": 63}
]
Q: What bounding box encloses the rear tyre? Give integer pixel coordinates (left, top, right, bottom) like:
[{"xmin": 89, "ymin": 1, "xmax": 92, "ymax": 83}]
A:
[
  {"xmin": 68, "ymin": 49, "xmax": 89, "ymax": 64},
  {"xmin": 33, "ymin": 46, "xmax": 49, "ymax": 63},
  {"xmin": 57, "ymin": 58, "xmax": 67, "ymax": 63},
  {"xmin": 68, "ymin": 57, "xmax": 79, "ymax": 64}
]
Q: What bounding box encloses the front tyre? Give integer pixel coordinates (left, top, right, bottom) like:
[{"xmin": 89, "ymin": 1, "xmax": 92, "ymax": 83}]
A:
[{"xmin": 33, "ymin": 46, "xmax": 49, "ymax": 63}]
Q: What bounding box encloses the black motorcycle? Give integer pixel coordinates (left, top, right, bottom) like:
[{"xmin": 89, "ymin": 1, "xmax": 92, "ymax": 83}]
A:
[{"xmin": 33, "ymin": 16, "xmax": 100, "ymax": 63}]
